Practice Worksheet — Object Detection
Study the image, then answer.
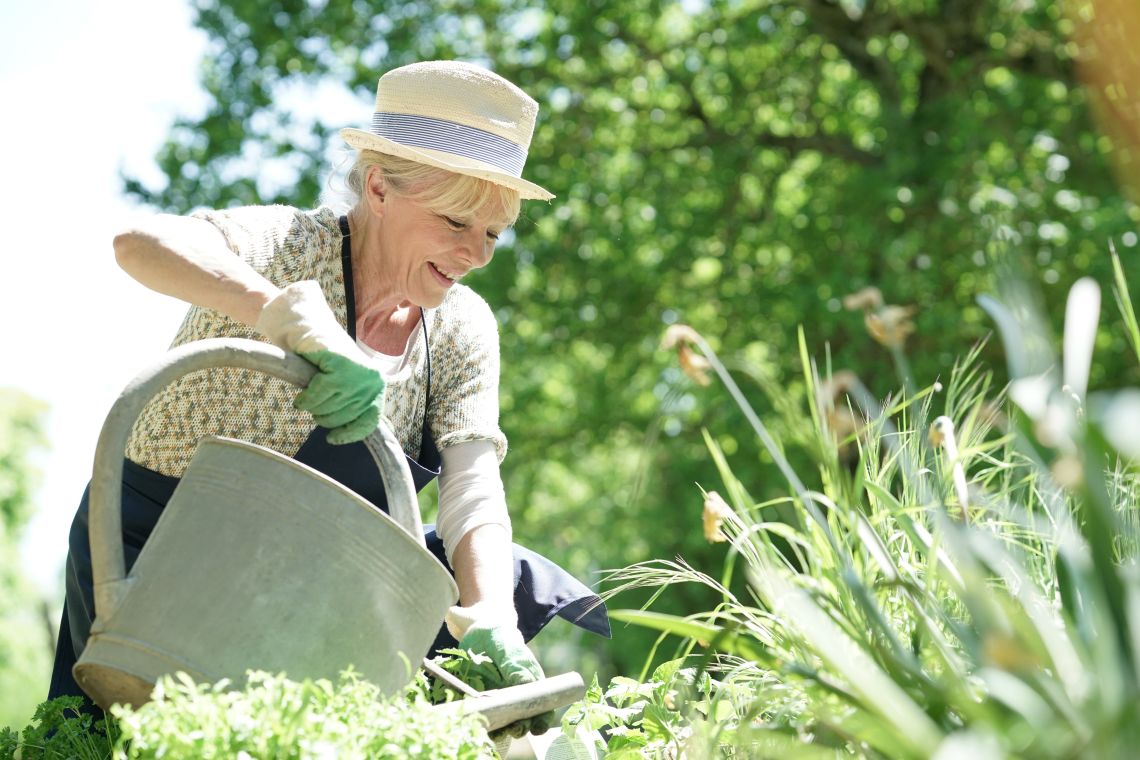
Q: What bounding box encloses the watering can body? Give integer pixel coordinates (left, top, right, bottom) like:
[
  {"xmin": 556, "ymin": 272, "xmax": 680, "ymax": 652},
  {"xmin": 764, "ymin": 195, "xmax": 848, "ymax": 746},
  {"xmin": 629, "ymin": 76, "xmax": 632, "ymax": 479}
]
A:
[{"xmin": 72, "ymin": 340, "xmax": 459, "ymax": 710}]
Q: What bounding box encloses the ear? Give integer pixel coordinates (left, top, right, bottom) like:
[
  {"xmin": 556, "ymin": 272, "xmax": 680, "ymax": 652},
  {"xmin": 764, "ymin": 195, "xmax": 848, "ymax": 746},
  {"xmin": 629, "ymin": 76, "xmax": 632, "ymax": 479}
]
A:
[{"xmin": 364, "ymin": 166, "xmax": 388, "ymax": 217}]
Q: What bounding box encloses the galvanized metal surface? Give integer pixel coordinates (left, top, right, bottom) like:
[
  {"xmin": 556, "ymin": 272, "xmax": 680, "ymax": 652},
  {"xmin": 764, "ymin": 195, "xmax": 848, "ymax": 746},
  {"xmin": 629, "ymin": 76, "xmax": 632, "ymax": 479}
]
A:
[
  {"xmin": 75, "ymin": 337, "xmax": 586, "ymax": 734},
  {"xmin": 75, "ymin": 338, "xmax": 458, "ymax": 708}
]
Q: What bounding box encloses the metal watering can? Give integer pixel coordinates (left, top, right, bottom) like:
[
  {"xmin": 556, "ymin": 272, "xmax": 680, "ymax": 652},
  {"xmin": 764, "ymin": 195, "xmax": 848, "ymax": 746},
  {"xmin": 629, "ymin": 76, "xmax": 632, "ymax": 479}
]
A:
[{"xmin": 72, "ymin": 338, "xmax": 584, "ymax": 729}]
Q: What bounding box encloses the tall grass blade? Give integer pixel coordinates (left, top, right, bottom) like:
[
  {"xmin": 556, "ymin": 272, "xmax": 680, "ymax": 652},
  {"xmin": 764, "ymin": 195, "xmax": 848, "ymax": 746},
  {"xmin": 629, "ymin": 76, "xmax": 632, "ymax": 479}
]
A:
[{"xmin": 1110, "ymin": 240, "xmax": 1140, "ymax": 367}]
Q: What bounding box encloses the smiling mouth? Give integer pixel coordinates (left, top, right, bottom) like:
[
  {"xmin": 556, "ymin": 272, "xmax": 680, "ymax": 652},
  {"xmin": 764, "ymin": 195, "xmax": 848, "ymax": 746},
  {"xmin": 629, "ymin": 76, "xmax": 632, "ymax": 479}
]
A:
[{"xmin": 429, "ymin": 262, "xmax": 462, "ymax": 284}]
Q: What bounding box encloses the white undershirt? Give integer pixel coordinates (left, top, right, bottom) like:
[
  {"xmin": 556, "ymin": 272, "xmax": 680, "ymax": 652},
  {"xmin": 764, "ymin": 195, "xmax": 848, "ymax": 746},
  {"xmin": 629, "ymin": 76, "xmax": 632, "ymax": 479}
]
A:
[{"xmin": 356, "ymin": 336, "xmax": 512, "ymax": 563}]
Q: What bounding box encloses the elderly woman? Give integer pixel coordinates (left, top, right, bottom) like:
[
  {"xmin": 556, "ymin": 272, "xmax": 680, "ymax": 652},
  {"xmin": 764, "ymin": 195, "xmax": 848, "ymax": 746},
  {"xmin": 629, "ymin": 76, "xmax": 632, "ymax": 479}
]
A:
[{"xmin": 49, "ymin": 61, "xmax": 608, "ymax": 731}]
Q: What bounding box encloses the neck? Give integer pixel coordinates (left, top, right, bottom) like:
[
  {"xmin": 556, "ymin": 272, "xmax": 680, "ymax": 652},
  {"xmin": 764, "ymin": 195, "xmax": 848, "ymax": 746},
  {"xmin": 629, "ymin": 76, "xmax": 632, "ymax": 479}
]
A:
[
  {"xmin": 347, "ymin": 206, "xmax": 409, "ymax": 315},
  {"xmin": 347, "ymin": 206, "xmax": 417, "ymax": 343}
]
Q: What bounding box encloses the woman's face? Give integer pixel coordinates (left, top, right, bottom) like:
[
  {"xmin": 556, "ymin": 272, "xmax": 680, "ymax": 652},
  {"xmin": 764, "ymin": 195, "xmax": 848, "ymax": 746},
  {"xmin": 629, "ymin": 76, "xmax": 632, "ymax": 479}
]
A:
[{"xmin": 374, "ymin": 188, "xmax": 506, "ymax": 309}]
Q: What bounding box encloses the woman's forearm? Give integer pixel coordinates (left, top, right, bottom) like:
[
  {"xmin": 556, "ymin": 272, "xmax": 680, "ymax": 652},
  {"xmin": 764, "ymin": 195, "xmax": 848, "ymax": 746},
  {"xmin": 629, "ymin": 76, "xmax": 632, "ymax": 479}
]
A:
[
  {"xmin": 451, "ymin": 523, "xmax": 517, "ymax": 623},
  {"xmin": 113, "ymin": 214, "xmax": 279, "ymax": 327}
]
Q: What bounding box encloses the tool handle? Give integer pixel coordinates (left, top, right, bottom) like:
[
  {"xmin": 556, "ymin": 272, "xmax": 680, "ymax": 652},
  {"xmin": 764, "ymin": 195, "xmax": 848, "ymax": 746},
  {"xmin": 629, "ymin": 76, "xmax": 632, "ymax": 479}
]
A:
[
  {"xmin": 430, "ymin": 671, "xmax": 587, "ymax": 733},
  {"xmin": 89, "ymin": 338, "xmax": 424, "ymax": 625}
]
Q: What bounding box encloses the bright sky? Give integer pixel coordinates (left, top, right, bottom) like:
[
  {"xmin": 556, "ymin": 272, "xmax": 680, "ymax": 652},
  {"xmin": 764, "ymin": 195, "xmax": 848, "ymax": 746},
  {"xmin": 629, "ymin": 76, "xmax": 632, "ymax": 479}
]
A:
[{"xmin": 1, "ymin": 0, "xmax": 209, "ymax": 598}]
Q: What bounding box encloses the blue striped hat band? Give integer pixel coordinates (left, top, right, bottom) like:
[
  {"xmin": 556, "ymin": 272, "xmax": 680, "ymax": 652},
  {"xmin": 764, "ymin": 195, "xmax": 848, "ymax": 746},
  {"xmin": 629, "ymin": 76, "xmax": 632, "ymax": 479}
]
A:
[{"xmin": 370, "ymin": 112, "xmax": 528, "ymax": 176}]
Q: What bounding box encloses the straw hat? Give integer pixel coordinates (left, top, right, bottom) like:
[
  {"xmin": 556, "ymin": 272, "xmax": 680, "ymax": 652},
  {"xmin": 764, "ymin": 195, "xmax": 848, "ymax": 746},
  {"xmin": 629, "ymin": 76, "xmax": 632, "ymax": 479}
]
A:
[{"xmin": 341, "ymin": 60, "xmax": 554, "ymax": 201}]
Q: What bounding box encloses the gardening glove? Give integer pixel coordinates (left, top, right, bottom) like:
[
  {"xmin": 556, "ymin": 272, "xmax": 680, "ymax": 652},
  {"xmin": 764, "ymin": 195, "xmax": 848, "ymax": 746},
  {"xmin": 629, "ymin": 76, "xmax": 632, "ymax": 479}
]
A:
[
  {"xmin": 446, "ymin": 603, "xmax": 555, "ymax": 738},
  {"xmin": 256, "ymin": 280, "xmax": 384, "ymax": 445}
]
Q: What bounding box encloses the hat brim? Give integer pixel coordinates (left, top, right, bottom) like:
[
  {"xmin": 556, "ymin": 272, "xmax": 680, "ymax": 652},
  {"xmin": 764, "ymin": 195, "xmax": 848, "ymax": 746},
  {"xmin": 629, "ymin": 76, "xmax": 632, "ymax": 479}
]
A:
[{"xmin": 341, "ymin": 128, "xmax": 554, "ymax": 201}]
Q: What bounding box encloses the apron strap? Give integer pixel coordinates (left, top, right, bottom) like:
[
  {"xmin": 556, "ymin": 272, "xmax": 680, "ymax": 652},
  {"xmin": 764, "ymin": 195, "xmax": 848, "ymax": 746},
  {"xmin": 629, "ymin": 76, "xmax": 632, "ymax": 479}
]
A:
[
  {"xmin": 339, "ymin": 214, "xmax": 437, "ymax": 470},
  {"xmin": 338, "ymin": 215, "xmax": 358, "ymax": 341}
]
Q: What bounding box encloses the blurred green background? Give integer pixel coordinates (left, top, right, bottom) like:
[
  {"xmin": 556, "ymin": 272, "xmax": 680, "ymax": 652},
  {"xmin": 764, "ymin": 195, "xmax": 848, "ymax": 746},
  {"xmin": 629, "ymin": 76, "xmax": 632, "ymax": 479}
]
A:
[{"xmin": 5, "ymin": 0, "xmax": 1140, "ymax": 730}]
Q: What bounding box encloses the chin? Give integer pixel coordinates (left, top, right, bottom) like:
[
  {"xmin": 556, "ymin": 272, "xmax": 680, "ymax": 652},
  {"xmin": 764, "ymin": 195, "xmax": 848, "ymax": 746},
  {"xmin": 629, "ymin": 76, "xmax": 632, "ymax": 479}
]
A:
[{"xmin": 415, "ymin": 291, "xmax": 447, "ymax": 309}]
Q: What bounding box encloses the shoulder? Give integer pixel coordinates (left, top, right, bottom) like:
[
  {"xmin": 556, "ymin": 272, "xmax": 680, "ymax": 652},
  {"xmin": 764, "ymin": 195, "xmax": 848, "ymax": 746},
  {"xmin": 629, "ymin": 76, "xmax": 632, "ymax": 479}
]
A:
[
  {"xmin": 434, "ymin": 284, "xmax": 498, "ymax": 337},
  {"xmin": 191, "ymin": 205, "xmax": 340, "ymax": 254}
]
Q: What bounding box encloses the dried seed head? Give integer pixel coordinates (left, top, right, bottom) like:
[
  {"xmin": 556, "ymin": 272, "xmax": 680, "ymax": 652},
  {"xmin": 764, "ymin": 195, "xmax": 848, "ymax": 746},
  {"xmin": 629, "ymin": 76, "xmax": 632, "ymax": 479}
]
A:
[
  {"xmin": 678, "ymin": 347, "xmax": 712, "ymax": 386},
  {"xmin": 817, "ymin": 369, "xmax": 860, "ymax": 402},
  {"xmin": 828, "ymin": 406, "xmax": 861, "ymax": 440},
  {"xmin": 703, "ymin": 490, "xmax": 732, "ymax": 543},
  {"xmin": 661, "ymin": 324, "xmax": 712, "ymax": 386},
  {"xmin": 660, "ymin": 324, "xmax": 702, "ymax": 351},
  {"xmin": 929, "ymin": 416, "xmax": 955, "ymax": 448},
  {"xmin": 842, "ymin": 286, "xmax": 885, "ymax": 312},
  {"xmin": 865, "ymin": 305, "xmax": 918, "ymax": 349},
  {"xmin": 983, "ymin": 632, "xmax": 1040, "ymax": 671},
  {"xmin": 1051, "ymin": 453, "xmax": 1084, "ymax": 489}
]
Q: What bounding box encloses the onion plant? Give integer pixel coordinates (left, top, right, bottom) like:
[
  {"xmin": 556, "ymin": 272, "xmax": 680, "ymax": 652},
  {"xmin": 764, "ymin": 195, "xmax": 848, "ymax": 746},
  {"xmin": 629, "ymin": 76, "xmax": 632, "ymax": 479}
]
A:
[{"xmin": 605, "ymin": 250, "xmax": 1140, "ymax": 758}]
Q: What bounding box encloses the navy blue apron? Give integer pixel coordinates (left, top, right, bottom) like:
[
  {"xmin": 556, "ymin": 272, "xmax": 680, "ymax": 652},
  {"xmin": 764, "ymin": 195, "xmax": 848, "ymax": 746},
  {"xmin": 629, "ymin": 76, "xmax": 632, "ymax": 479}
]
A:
[{"xmin": 49, "ymin": 216, "xmax": 609, "ymax": 708}]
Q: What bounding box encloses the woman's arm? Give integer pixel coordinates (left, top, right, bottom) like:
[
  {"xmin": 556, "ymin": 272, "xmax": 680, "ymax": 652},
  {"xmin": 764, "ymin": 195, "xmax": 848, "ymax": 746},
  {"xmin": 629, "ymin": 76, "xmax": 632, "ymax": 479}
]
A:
[
  {"xmin": 437, "ymin": 440, "xmax": 517, "ymax": 620},
  {"xmin": 113, "ymin": 214, "xmax": 280, "ymax": 327},
  {"xmin": 450, "ymin": 524, "xmax": 517, "ymax": 619},
  {"xmin": 115, "ymin": 213, "xmax": 383, "ymax": 445}
]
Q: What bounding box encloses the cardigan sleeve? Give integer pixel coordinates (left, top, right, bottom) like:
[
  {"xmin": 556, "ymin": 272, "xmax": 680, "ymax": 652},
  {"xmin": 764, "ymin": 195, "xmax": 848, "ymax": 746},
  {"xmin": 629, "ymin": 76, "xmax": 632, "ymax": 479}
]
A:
[{"xmin": 427, "ymin": 286, "xmax": 508, "ymax": 461}]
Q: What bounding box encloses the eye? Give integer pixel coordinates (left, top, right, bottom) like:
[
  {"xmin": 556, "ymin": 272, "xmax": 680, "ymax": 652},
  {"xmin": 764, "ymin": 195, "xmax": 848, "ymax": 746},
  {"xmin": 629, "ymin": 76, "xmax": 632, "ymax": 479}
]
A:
[
  {"xmin": 487, "ymin": 230, "xmax": 500, "ymax": 242},
  {"xmin": 442, "ymin": 216, "xmax": 467, "ymax": 231}
]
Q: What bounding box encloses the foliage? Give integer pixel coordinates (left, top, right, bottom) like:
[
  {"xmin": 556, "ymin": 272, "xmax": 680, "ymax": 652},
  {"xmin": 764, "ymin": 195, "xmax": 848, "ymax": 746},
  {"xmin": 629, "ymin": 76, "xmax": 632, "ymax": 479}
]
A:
[
  {"xmin": 559, "ymin": 657, "xmax": 765, "ymax": 759},
  {"xmin": 603, "ymin": 257, "xmax": 1140, "ymax": 757},
  {"xmin": 0, "ymin": 389, "xmax": 46, "ymax": 539},
  {"xmin": 0, "ymin": 390, "xmax": 53, "ymax": 731},
  {"xmin": 125, "ymin": 0, "xmax": 1140, "ymax": 674},
  {"xmin": 423, "ymin": 647, "xmax": 512, "ymax": 700},
  {"xmin": 3, "ymin": 653, "xmax": 522, "ymax": 760},
  {"xmin": 108, "ymin": 669, "xmax": 493, "ymax": 759},
  {"xmin": 0, "ymin": 696, "xmax": 119, "ymax": 760}
]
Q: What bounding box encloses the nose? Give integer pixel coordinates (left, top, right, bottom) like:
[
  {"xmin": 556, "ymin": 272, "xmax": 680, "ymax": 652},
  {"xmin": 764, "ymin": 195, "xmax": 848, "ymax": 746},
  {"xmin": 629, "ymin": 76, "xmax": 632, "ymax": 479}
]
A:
[{"xmin": 461, "ymin": 228, "xmax": 496, "ymax": 269}]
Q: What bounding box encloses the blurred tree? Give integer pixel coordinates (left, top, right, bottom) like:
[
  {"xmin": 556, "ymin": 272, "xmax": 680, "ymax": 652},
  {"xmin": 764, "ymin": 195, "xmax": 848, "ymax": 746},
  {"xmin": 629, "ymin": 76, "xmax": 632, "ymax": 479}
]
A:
[
  {"xmin": 125, "ymin": 0, "xmax": 1140, "ymax": 675},
  {"xmin": 0, "ymin": 389, "xmax": 52, "ymax": 729},
  {"xmin": 1068, "ymin": 0, "xmax": 1140, "ymax": 206}
]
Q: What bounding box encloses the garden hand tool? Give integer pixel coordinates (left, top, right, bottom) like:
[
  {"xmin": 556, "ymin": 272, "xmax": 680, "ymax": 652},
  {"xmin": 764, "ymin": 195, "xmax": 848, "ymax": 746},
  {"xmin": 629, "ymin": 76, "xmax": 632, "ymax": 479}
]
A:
[
  {"xmin": 256, "ymin": 280, "xmax": 384, "ymax": 444},
  {"xmin": 447, "ymin": 602, "xmax": 556, "ymax": 736}
]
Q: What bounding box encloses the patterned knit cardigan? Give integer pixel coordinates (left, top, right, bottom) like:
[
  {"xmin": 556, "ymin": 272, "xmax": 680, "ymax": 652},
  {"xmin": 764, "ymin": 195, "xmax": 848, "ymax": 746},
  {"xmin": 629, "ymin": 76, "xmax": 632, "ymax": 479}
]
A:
[{"xmin": 125, "ymin": 205, "xmax": 507, "ymax": 477}]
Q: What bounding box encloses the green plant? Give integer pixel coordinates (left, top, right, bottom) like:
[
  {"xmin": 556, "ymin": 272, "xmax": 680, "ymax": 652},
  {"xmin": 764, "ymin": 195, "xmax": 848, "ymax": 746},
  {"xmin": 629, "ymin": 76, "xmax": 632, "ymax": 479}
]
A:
[
  {"xmin": 0, "ymin": 389, "xmax": 53, "ymax": 730},
  {"xmin": 0, "ymin": 696, "xmax": 119, "ymax": 760},
  {"xmin": 602, "ymin": 259, "xmax": 1140, "ymax": 757},
  {"xmin": 3, "ymin": 667, "xmax": 497, "ymax": 760},
  {"xmin": 110, "ymin": 669, "xmax": 492, "ymax": 759},
  {"xmin": 560, "ymin": 656, "xmax": 782, "ymax": 759},
  {"xmin": 424, "ymin": 648, "xmax": 520, "ymax": 700}
]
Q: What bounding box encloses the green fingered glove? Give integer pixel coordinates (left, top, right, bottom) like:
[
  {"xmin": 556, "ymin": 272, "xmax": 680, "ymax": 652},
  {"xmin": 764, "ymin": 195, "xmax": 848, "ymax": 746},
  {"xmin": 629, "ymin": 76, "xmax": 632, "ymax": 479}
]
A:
[
  {"xmin": 458, "ymin": 624, "xmax": 544, "ymax": 687},
  {"xmin": 294, "ymin": 350, "xmax": 384, "ymax": 445},
  {"xmin": 449, "ymin": 605, "xmax": 555, "ymax": 738},
  {"xmin": 256, "ymin": 281, "xmax": 385, "ymax": 445}
]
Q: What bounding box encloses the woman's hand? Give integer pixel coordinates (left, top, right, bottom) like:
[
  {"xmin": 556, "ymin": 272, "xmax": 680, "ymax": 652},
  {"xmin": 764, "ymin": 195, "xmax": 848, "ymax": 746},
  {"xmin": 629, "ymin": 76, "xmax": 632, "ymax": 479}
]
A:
[
  {"xmin": 446, "ymin": 603, "xmax": 555, "ymax": 738},
  {"xmin": 257, "ymin": 281, "xmax": 385, "ymax": 444}
]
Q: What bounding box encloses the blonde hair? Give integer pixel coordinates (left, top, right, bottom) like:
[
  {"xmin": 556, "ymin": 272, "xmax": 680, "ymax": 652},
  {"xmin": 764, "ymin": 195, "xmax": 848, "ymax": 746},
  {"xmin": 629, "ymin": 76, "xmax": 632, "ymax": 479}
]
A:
[{"xmin": 346, "ymin": 150, "xmax": 522, "ymax": 228}]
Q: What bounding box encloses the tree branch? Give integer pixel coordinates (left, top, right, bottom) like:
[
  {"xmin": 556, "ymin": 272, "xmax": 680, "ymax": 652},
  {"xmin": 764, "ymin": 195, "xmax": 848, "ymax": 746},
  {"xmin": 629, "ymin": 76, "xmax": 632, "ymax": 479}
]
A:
[{"xmin": 803, "ymin": 0, "xmax": 903, "ymax": 106}]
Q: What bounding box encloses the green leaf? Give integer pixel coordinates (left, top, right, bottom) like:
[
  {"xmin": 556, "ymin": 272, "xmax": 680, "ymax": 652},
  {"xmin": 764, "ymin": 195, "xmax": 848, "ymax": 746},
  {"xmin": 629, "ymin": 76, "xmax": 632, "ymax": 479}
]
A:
[{"xmin": 609, "ymin": 609, "xmax": 767, "ymax": 663}]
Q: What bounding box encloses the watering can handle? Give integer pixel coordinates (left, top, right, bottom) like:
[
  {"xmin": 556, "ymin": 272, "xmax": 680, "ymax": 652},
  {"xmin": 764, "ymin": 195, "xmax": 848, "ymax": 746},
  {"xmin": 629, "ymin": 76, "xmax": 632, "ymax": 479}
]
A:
[{"xmin": 89, "ymin": 338, "xmax": 425, "ymax": 626}]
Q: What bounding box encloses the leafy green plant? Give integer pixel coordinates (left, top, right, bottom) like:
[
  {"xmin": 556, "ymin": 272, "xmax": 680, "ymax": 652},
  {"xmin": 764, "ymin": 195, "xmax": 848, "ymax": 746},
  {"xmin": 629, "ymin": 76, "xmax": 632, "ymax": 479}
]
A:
[
  {"xmin": 422, "ymin": 648, "xmax": 513, "ymax": 702},
  {"xmin": 3, "ymin": 667, "xmax": 497, "ymax": 760},
  {"xmin": 110, "ymin": 669, "xmax": 492, "ymax": 759},
  {"xmin": 602, "ymin": 259, "xmax": 1140, "ymax": 758},
  {"xmin": 559, "ymin": 656, "xmax": 771, "ymax": 759},
  {"xmin": 0, "ymin": 696, "xmax": 119, "ymax": 760}
]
